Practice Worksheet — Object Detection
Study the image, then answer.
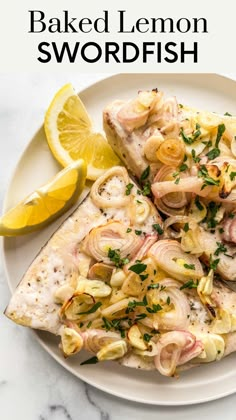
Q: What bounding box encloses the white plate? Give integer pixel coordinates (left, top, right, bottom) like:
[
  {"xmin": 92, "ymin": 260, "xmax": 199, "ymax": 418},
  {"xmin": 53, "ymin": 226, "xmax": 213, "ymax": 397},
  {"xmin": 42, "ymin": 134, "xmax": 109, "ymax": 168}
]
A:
[{"xmin": 3, "ymin": 73, "xmax": 236, "ymax": 406}]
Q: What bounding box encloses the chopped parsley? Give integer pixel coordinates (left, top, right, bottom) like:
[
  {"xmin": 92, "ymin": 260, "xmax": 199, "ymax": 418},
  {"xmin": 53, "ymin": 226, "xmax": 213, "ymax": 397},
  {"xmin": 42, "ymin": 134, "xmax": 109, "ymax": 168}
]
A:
[
  {"xmin": 153, "ymin": 223, "xmax": 164, "ymax": 235},
  {"xmin": 78, "ymin": 302, "xmax": 102, "ymax": 315},
  {"xmin": 209, "ymin": 255, "xmax": 220, "ymax": 271},
  {"xmin": 102, "ymin": 317, "xmax": 112, "ymax": 330},
  {"xmin": 183, "ymin": 223, "xmax": 189, "ymax": 232},
  {"xmin": 129, "ymin": 263, "xmax": 147, "ymax": 275},
  {"xmin": 198, "ymin": 164, "xmax": 220, "ymax": 189},
  {"xmin": 167, "ymin": 296, "xmax": 171, "ymax": 305},
  {"xmin": 147, "ymin": 283, "xmax": 160, "ymax": 290},
  {"xmin": 180, "ymin": 128, "xmax": 194, "ymax": 145},
  {"xmin": 230, "ymin": 172, "xmax": 236, "ymax": 181},
  {"xmin": 140, "ymin": 166, "xmax": 150, "ymax": 181},
  {"xmin": 195, "ymin": 196, "xmax": 204, "ymax": 211},
  {"xmin": 141, "ymin": 181, "xmax": 151, "ymax": 196},
  {"xmin": 135, "ymin": 230, "xmax": 142, "ymax": 236},
  {"xmin": 180, "ymin": 280, "xmax": 199, "ymax": 290},
  {"xmin": 206, "ymin": 148, "xmax": 220, "ymax": 160},
  {"xmin": 215, "ymin": 124, "xmax": 225, "ymax": 148},
  {"xmin": 191, "ymin": 149, "xmax": 200, "ymax": 163},
  {"xmin": 193, "ymin": 123, "xmax": 201, "ymax": 140},
  {"xmin": 224, "ymin": 112, "xmax": 232, "ymax": 116},
  {"xmin": 206, "ymin": 202, "xmax": 221, "ymax": 229},
  {"xmin": 143, "ymin": 333, "xmax": 152, "ymax": 342},
  {"xmin": 183, "ymin": 263, "xmax": 195, "ymax": 270},
  {"xmin": 135, "ymin": 313, "xmax": 147, "ymax": 321},
  {"xmin": 120, "ymin": 330, "xmax": 126, "ymax": 338},
  {"xmin": 80, "ymin": 356, "xmax": 99, "ymax": 365},
  {"xmin": 179, "ymin": 163, "xmax": 188, "ymax": 172},
  {"xmin": 180, "ymin": 124, "xmax": 201, "ymax": 145},
  {"xmin": 202, "ymin": 140, "xmax": 212, "ymax": 147},
  {"xmin": 214, "ymin": 241, "xmax": 227, "ymax": 256},
  {"xmin": 102, "ymin": 317, "xmax": 129, "ymax": 338},
  {"xmin": 219, "ymin": 227, "xmax": 224, "ymax": 234},
  {"xmin": 146, "ymin": 303, "xmax": 163, "ymax": 313},
  {"xmin": 125, "ymin": 183, "xmax": 134, "ymax": 195},
  {"xmin": 174, "ymin": 177, "xmax": 180, "ymax": 185},
  {"xmin": 140, "ymin": 274, "xmax": 149, "ymax": 281},
  {"xmin": 126, "ymin": 296, "xmax": 147, "ymax": 313},
  {"xmin": 126, "ymin": 228, "xmax": 132, "ymax": 233},
  {"xmin": 108, "ymin": 248, "xmax": 129, "ymax": 268}
]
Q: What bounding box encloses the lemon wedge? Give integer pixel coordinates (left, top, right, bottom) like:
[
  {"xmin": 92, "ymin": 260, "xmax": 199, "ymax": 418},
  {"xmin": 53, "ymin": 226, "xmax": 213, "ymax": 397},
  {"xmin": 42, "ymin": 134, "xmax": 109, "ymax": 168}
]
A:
[
  {"xmin": 0, "ymin": 159, "xmax": 86, "ymax": 236},
  {"xmin": 44, "ymin": 83, "xmax": 120, "ymax": 180}
]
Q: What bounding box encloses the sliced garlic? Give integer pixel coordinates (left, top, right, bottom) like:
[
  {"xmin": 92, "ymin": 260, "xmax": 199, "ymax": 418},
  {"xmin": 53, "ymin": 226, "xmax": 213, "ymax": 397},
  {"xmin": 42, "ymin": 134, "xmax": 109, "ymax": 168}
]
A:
[
  {"xmin": 127, "ymin": 325, "xmax": 147, "ymax": 351},
  {"xmin": 138, "ymin": 90, "xmax": 157, "ymax": 109},
  {"xmin": 76, "ymin": 276, "xmax": 111, "ymax": 298},
  {"xmin": 78, "ymin": 254, "xmax": 92, "ymax": 277},
  {"xmin": 97, "ymin": 340, "xmax": 127, "ymax": 361},
  {"xmin": 131, "ymin": 198, "xmax": 150, "ymax": 225},
  {"xmin": 110, "ymin": 269, "xmax": 126, "ymax": 287},
  {"xmin": 197, "ymin": 112, "xmax": 222, "ymax": 130},
  {"xmin": 197, "ymin": 333, "xmax": 225, "ymax": 362},
  {"xmin": 62, "ymin": 292, "xmax": 94, "ymax": 321},
  {"xmin": 188, "ymin": 198, "xmax": 207, "ymax": 223},
  {"xmin": 230, "ymin": 315, "xmax": 236, "ymax": 333},
  {"xmin": 109, "ymin": 288, "xmax": 128, "ymax": 305},
  {"xmin": 143, "ymin": 135, "xmax": 164, "ymax": 162},
  {"xmin": 101, "ymin": 297, "xmax": 137, "ymax": 317},
  {"xmin": 197, "ymin": 270, "xmax": 214, "ymax": 305},
  {"xmin": 61, "ymin": 327, "xmax": 83, "ymax": 356},
  {"xmin": 54, "ymin": 284, "xmax": 75, "ymax": 304},
  {"xmin": 212, "ymin": 309, "xmax": 232, "ymax": 334}
]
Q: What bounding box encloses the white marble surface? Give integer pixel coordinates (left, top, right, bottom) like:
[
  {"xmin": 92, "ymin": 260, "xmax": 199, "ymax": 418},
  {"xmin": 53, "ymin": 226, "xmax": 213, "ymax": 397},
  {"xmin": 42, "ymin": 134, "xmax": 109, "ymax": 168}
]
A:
[{"xmin": 1, "ymin": 73, "xmax": 236, "ymax": 420}]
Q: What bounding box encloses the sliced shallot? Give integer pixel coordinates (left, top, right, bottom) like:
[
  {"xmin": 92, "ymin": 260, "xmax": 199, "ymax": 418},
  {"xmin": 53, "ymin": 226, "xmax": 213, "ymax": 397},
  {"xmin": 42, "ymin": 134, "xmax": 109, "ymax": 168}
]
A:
[
  {"xmin": 82, "ymin": 221, "xmax": 143, "ymax": 264},
  {"xmin": 81, "ymin": 329, "xmax": 122, "ymax": 353},
  {"xmin": 153, "ymin": 165, "xmax": 189, "ymax": 216},
  {"xmin": 90, "ymin": 166, "xmax": 130, "ymax": 208},
  {"xmin": 154, "ymin": 330, "xmax": 203, "ymax": 376},
  {"xmin": 152, "ymin": 176, "xmax": 211, "ymax": 199},
  {"xmin": 148, "ymin": 240, "xmax": 204, "ymax": 282},
  {"xmin": 148, "ymin": 278, "xmax": 191, "ymax": 330},
  {"xmin": 117, "ymin": 90, "xmax": 159, "ymax": 132}
]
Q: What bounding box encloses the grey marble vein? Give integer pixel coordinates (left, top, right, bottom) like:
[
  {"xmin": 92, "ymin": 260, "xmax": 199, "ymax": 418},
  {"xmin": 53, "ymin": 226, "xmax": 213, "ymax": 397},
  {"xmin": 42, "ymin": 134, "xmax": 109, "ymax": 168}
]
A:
[
  {"xmin": 39, "ymin": 405, "xmax": 73, "ymax": 420},
  {"xmin": 85, "ymin": 384, "xmax": 110, "ymax": 420}
]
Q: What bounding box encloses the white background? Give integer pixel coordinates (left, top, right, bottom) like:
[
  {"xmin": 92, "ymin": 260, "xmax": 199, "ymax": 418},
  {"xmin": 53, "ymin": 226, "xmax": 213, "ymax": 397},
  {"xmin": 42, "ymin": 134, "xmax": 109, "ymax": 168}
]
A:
[{"xmin": 1, "ymin": 0, "xmax": 236, "ymax": 73}]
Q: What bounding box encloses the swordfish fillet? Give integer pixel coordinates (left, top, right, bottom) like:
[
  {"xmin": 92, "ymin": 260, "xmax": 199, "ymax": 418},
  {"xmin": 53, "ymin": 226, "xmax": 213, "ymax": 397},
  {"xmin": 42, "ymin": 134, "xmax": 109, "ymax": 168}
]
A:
[
  {"xmin": 4, "ymin": 167, "xmax": 236, "ymax": 376},
  {"xmin": 5, "ymin": 166, "xmax": 161, "ymax": 335},
  {"xmin": 5, "ymin": 97, "xmax": 236, "ymax": 377},
  {"xmin": 103, "ymin": 89, "xmax": 236, "ymax": 281}
]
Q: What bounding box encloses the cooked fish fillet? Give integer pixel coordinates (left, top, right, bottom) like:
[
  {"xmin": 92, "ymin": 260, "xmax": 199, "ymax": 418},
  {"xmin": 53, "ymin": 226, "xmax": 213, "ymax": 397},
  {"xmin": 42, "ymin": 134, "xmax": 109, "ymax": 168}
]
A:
[
  {"xmin": 5, "ymin": 167, "xmax": 161, "ymax": 335},
  {"xmin": 103, "ymin": 100, "xmax": 160, "ymax": 181},
  {"xmin": 103, "ymin": 90, "xmax": 236, "ymax": 281}
]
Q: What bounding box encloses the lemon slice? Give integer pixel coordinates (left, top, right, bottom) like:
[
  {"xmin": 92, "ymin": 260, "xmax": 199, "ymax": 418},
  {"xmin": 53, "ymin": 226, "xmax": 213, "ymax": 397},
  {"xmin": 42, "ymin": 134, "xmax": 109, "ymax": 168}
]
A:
[
  {"xmin": 0, "ymin": 159, "xmax": 87, "ymax": 236},
  {"xmin": 44, "ymin": 83, "xmax": 120, "ymax": 180}
]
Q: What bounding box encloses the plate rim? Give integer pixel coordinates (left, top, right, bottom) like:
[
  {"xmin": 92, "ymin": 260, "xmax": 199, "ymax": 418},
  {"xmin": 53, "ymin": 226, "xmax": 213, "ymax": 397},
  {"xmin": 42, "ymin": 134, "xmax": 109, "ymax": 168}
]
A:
[{"xmin": 2, "ymin": 72, "xmax": 236, "ymax": 406}]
